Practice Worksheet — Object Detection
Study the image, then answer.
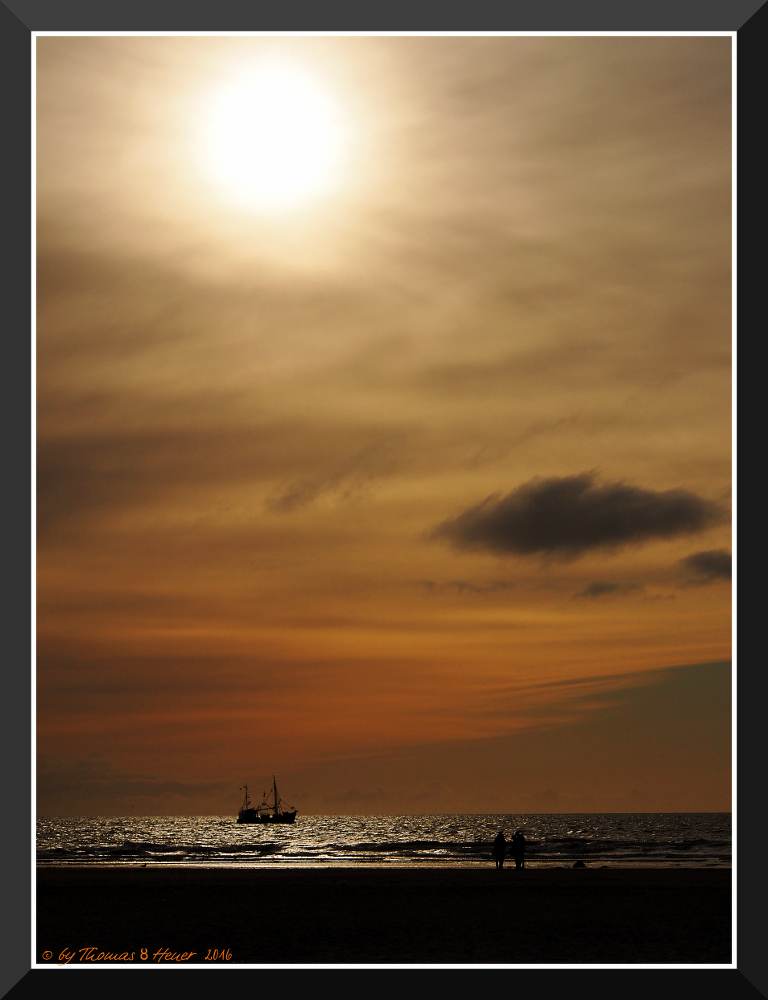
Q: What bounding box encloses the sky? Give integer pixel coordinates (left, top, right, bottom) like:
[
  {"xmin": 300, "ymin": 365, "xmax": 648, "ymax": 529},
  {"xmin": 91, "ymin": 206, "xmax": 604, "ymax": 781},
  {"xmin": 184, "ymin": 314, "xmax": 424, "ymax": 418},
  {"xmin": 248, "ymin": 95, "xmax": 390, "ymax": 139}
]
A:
[{"xmin": 35, "ymin": 35, "xmax": 732, "ymax": 816}]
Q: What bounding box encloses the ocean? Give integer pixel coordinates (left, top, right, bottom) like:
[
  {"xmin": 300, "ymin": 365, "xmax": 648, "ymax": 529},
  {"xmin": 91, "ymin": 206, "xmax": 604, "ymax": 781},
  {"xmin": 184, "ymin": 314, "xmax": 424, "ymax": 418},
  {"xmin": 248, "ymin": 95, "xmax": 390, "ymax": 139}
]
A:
[{"xmin": 37, "ymin": 813, "xmax": 731, "ymax": 868}]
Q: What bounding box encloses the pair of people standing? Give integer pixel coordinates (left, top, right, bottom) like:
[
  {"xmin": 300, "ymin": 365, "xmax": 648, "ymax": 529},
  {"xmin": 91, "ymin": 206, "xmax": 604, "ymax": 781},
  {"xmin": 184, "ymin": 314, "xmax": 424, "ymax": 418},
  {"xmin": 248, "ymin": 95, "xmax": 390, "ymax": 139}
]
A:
[{"xmin": 492, "ymin": 829, "xmax": 526, "ymax": 869}]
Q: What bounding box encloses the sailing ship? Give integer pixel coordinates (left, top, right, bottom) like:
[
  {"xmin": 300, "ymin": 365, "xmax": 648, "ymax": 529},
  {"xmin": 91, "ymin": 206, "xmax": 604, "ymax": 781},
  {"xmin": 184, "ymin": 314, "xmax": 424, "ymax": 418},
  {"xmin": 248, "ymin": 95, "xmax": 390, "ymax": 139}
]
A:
[{"xmin": 237, "ymin": 776, "xmax": 298, "ymax": 824}]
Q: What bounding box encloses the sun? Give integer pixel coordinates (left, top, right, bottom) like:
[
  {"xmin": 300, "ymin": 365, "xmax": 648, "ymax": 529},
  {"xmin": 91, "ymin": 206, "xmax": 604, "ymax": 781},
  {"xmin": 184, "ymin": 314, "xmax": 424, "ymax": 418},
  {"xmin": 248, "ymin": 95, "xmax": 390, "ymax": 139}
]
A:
[{"xmin": 201, "ymin": 61, "xmax": 347, "ymax": 213}]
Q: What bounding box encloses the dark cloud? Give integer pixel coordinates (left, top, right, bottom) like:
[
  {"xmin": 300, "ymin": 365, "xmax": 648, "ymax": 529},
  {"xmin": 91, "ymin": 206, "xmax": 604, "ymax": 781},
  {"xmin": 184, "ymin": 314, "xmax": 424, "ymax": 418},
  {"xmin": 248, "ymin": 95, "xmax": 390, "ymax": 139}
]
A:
[
  {"xmin": 431, "ymin": 472, "xmax": 725, "ymax": 558},
  {"xmin": 680, "ymin": 549, "xmax": 731, "ymax": 582},
  {"xmin": 575, "ymin": 581, "xmax": 642, "ymax": 599},
  {"xmin": 417, "ymin": 579, "xmax": 515, "ymax": 595}
]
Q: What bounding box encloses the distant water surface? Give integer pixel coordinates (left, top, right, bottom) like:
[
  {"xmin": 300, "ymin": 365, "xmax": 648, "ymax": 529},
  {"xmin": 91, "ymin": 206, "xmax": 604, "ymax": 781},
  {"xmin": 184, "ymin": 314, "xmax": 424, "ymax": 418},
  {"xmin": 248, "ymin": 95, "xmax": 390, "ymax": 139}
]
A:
[{"xmin": 37, "ymin": 814, "xmax": 730, "ymax": 868}]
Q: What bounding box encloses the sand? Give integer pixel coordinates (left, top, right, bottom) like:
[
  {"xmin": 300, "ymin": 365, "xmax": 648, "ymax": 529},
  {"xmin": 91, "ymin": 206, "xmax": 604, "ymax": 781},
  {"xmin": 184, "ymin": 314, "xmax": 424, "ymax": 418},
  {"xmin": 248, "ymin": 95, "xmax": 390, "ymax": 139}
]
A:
[{"xmin": 36, "ymin": 865, "xmax": 732, "ymax": 966}]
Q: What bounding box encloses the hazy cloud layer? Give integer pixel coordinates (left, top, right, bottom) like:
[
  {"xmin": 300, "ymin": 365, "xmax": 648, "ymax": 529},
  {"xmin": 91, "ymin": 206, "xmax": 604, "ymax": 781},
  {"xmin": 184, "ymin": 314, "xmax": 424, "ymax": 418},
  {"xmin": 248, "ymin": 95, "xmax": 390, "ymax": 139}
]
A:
[
  {"xmin": 37, "ymin": 755, "xmax": 234, "ymax": 815},
  {"xmin": 35, "ymin": 37, "xmax": 732, "ymax": 814},
  {"xmin": 680, "ymin": 549, "xmax": 732, "ymax": 582},
  {"xmin": 431, "ymin": 472, "xmax": 725, "ymax": 558}
]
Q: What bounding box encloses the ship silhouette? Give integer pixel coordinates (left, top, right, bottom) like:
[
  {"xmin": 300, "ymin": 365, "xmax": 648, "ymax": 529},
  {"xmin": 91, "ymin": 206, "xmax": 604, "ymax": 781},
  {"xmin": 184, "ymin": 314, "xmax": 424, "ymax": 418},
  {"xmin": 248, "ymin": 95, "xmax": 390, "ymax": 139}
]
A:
[{"xmin": 237, "ymin": 776, "xmax": 297, "ymax": 824}]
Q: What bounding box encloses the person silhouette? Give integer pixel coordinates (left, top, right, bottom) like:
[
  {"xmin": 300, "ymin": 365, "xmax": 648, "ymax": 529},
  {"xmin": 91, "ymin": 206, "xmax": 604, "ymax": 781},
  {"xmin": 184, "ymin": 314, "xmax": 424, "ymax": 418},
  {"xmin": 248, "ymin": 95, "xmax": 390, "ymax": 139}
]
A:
[
  {"xmin": 492, "ymin": 830, "xmax": 506, "ymax": 869},
  {"xmin": 511, "ymin": 830, "xmax": 526, "ymax": 869}
]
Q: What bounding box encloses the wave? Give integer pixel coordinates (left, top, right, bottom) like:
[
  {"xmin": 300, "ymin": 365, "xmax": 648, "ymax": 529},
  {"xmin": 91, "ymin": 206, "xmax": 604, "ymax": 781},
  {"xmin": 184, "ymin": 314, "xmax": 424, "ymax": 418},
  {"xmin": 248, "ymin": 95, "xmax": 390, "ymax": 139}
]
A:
[{"xmin": 36, "ymin": 814, "xmax": 731, "ymax": 868}]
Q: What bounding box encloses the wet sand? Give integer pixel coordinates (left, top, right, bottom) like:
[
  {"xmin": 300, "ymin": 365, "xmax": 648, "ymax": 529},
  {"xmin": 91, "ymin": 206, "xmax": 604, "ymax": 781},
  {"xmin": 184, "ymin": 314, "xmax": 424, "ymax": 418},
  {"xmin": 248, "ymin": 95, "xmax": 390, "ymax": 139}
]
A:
[{"xmin": 36, "ymin": 865, "xmax": 731, "ymax": 966}]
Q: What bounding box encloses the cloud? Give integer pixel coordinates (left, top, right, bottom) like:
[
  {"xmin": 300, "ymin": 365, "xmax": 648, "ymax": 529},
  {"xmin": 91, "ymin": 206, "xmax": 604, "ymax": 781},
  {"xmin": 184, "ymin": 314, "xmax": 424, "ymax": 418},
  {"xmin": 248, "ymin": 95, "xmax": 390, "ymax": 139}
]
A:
[
  {"xmin": 36, "ymin": 422, "xmax": 413, "ymax": 539},
  {"xmin": 430, "ymin": 471, "xmax": 725, "ymax": 558},
  {"xmin": 37, "ymin": 755, "xmax": 232, "ymax": 805},
  {"xmin": 574, "ymin": 581, "xmax": 642, "ymax": 599},
  {"xmin": 680, "ymin": 549, "xmax": 731, "ymax": 582},
  {"xmin": 416, "ymin": 579, "xmax": 515, "ymax": 595},
  {"xmin": 266, "ymin": 434, "xmax": 407, "ymax": 512}
]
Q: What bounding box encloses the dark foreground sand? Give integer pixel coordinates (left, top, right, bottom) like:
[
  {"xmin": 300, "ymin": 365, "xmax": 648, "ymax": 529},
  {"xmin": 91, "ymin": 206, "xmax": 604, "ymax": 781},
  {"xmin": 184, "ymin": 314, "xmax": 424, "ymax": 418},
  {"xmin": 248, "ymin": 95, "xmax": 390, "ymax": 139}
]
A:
[{"xmin": 36, "ymin": 866, "xmax": 731, "ymax": 966}]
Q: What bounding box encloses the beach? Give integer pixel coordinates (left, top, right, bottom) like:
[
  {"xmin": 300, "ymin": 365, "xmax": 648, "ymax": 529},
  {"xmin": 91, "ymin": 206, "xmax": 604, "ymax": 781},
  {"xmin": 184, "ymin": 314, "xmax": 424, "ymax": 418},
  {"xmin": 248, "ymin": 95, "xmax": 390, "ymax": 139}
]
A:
[{"xmin": 36, "ymin": 866, "xmax": 731, "ymax": 966}]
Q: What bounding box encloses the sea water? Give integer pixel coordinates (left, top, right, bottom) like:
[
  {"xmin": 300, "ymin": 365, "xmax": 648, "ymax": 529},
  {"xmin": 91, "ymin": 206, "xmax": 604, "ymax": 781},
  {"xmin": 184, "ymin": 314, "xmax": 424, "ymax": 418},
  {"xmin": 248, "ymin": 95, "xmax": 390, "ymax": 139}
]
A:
[{"xmin": 37, "ymin": 813, "xmax": 730, "ymax": 868}]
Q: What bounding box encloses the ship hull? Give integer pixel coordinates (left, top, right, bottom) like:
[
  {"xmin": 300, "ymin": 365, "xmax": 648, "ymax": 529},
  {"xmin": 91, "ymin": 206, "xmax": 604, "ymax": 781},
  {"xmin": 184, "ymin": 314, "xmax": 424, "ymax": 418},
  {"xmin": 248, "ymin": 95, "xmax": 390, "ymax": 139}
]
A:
[{"xmin": 237, "ymin": 810, "xmax": 297, "ymax": 824}]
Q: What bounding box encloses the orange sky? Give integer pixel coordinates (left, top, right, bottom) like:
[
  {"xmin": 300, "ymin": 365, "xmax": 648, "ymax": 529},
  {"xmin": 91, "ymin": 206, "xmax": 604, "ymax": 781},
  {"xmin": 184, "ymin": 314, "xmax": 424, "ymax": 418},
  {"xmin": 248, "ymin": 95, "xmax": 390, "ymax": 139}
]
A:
[{"xmin": 36, "ymin": 35, "xmax": 732, "ymax": 816}]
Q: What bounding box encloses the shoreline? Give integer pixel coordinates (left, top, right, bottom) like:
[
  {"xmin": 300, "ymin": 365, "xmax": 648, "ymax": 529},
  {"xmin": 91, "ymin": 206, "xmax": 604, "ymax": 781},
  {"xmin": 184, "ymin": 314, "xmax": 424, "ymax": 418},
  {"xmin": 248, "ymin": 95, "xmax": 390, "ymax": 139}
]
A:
[{"xmin": 36, "ymin": 866, "xmax": 732, "ymax": 965}]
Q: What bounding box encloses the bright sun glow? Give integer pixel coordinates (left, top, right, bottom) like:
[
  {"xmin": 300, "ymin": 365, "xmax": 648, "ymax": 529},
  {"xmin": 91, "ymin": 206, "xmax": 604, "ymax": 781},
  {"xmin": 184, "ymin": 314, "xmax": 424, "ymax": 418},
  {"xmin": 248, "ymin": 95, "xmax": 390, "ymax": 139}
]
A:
[{"xmin": 202, "ymin": 62, "xmax": 347, "ymax": 212}]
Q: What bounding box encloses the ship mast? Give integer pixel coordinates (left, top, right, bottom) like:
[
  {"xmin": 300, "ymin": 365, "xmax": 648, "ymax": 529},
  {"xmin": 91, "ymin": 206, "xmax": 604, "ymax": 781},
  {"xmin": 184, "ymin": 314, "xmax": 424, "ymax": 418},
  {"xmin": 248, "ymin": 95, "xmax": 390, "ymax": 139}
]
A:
[{"xmin": 273, "ymin": 775, "xmax": 279, "ymax": 814}]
